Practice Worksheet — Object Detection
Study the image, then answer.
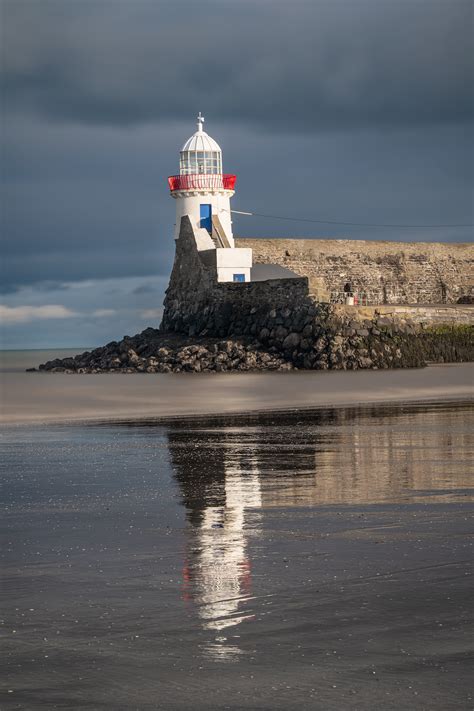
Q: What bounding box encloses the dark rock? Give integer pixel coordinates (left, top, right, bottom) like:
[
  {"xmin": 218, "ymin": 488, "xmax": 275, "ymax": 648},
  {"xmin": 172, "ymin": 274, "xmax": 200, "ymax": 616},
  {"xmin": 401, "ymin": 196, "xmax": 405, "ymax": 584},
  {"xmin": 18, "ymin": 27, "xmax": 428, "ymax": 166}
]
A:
[
  {"xmin": 274, "ymin": 325, "xmax": 288, "ymax": 342},
  {"xmin": 313, "ymin": 337, "xmax": 327, "ymax": 353},
  {"xmin": 282, "ymin": 332, "xmax": 300, "ymax": 350}
]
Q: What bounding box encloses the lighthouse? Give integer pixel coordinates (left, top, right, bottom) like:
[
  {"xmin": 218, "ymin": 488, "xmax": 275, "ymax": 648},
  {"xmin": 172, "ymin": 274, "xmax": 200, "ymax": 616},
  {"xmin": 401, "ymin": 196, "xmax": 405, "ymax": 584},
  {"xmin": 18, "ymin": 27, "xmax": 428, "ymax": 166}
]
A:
[{"xmin": 168, "ymin": 114, "xmax": 252, "ymax": 283}]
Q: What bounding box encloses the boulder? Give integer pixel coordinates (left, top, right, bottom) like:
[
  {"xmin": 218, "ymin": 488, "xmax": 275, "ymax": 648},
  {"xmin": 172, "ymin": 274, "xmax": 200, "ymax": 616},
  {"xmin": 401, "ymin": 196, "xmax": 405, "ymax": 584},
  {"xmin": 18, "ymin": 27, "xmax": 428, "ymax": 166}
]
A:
[{"xmin": 282, "ymin": 332, "xmax": 300, "ymax": 351}]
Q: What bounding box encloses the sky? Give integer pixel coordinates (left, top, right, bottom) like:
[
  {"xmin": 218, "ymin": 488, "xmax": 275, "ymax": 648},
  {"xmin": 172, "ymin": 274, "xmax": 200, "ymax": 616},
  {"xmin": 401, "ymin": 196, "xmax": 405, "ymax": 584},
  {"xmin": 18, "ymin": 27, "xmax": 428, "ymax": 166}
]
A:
[{"xmin": 1, "ymin": 0, "xmax": 472, "ymax": 348}]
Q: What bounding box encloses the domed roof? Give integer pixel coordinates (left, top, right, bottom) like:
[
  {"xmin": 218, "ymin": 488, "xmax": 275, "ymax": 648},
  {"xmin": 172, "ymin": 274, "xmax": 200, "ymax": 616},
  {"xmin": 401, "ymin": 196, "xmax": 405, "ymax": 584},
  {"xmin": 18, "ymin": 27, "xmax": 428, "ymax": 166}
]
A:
[{"xmin": 181, "ymin": 113, "xmax": 222, "ymax": 153}]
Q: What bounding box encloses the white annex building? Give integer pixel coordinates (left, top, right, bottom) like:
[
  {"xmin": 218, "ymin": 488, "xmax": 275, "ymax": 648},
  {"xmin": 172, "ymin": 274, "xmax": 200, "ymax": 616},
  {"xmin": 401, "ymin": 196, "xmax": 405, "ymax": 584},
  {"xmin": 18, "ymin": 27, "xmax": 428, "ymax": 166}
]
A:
[{"xmin": 168, "ymin": 113, "xmax": 253, "ymax": 283}]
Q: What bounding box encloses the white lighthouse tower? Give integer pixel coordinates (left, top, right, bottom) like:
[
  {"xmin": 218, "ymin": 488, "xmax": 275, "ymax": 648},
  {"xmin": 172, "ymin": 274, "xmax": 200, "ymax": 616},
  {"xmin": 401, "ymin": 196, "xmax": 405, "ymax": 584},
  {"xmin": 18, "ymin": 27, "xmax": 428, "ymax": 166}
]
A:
[{"xmin": 168, "ymin": 113, "xmax": 252, "ymax": 282}]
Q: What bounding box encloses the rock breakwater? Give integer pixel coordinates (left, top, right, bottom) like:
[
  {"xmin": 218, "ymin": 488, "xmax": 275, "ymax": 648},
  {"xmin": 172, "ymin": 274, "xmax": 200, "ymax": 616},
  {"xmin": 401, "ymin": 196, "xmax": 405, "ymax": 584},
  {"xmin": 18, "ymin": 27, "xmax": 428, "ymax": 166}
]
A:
[
  {"xmin": 33, "ymin": 330, "xmax": 293, "ymax": 373},
  {"xmin": 31, "ymin": 320, "xmax": 473, "ymax": 374}
]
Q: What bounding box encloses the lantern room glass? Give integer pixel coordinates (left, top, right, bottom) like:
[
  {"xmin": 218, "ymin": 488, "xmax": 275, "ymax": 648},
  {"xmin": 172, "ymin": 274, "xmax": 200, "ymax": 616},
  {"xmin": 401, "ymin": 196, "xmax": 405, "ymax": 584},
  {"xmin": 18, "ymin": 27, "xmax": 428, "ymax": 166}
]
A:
[{"xmin": 179, "ymin": 150, "xmax": 222, "ymax": 175}]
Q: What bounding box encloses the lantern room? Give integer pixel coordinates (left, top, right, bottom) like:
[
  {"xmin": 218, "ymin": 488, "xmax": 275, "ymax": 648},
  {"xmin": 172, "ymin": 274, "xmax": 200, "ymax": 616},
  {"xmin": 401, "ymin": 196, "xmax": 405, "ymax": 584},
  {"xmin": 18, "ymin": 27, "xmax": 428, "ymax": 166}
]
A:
[{"xmin": 179, "ymin": 113, "xmax": 223, "ymax": 175}]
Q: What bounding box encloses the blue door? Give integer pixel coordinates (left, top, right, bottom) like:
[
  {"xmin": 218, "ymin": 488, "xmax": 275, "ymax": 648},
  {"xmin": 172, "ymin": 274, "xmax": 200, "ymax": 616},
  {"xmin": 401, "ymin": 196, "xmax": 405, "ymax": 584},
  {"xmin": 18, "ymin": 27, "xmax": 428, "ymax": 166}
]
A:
[{"xmin": 200, "ymin": 204, "xmax": 212, "ymax": 233}]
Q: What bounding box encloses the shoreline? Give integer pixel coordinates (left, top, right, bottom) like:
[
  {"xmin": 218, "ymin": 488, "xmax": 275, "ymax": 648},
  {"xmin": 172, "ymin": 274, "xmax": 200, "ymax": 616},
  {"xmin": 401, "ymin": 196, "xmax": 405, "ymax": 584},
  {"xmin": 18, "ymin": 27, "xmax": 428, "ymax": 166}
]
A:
[
  {"xmin": 2, "ymin": 396, "xmax": 472, "ymax": 430},
  {"xmin": 2, "ymin": 363, "xmax": 473, "ymax": 427}
]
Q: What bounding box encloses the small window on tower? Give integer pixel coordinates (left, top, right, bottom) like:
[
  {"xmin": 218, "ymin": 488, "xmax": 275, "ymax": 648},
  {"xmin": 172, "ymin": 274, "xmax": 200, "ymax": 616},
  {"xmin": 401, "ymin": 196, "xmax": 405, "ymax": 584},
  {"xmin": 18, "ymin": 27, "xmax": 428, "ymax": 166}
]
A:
[{"xmin": 233, "ymin": 274, "xmax": 245, "ymax": 283}]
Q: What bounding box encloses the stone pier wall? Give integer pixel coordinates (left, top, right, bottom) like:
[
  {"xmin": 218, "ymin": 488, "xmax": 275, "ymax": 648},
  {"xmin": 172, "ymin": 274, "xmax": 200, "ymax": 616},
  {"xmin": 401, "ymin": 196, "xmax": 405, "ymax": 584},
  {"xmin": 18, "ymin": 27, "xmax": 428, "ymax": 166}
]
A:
[
  {"xmin": 236, "ymin": 237, "xmax": 474, "ymax": 304},
  {"xmin": 160, "ymin": 218, "xmax": 474, "ymax": 369},
  {"xmin": 161, "ymin": 217, "xmax": 309, "ymax": 337}
]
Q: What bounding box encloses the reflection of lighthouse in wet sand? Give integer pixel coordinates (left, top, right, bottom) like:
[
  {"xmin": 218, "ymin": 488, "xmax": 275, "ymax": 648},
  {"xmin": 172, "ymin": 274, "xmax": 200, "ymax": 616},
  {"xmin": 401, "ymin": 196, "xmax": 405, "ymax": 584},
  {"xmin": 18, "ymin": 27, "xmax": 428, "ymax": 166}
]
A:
[{"xmin": 180, "ymin": 447, "xmax": 262, "ymax": 660}]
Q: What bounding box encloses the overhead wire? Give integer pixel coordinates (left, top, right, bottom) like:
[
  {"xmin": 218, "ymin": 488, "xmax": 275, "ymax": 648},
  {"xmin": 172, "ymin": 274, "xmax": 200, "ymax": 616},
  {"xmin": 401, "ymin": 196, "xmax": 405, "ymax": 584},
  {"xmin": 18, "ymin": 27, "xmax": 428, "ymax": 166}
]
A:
[{"xmin": 229, "ymin": 209, "xmax": 472, "ymax": 230}]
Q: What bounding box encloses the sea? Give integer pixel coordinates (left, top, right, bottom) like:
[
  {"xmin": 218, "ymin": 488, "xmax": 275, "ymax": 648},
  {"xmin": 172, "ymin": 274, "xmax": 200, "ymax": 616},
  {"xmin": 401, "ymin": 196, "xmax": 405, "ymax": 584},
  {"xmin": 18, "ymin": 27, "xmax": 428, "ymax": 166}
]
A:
[{"xmin": 1, "ymin": 349, "xmax": 473, "ymax": 709}]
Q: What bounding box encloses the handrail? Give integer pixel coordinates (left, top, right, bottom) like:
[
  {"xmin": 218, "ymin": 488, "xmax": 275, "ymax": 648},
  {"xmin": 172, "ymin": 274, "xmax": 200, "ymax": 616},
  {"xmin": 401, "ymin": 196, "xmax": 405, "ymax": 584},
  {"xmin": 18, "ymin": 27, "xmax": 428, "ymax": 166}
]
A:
[
  {"xmin": 211, "ymin": 214, "xmax": 231, "ymax": 248},
  {"xmin": 168, "ymin": 173, "xmax": 236, "ymax": 192}
]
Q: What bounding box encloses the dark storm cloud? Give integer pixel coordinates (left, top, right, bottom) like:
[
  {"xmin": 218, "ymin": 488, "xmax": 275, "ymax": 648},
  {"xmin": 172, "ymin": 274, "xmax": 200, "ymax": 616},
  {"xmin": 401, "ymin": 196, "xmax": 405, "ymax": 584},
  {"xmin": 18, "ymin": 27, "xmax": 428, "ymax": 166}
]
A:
[
  {"xmin": 1, "ymin": 116, "xmax": 179, "ymax": 292},
  {"xmin": 1, "ymin": 0, "xmax": 472, "ymax": 346},
  {"xmin": 0, "ymin": 280, "xmax": 70, "ymax": 295},
  {"xmin": 33, "ymin": 281, "xmax": 70, "ymax": 293},
  {"xmin": 2, "ymin": 0, "xmax": 472, "ymax": 131},
  {"xmin": 132, "ymin": 284, "xmax": 158, "ymax": 295}
]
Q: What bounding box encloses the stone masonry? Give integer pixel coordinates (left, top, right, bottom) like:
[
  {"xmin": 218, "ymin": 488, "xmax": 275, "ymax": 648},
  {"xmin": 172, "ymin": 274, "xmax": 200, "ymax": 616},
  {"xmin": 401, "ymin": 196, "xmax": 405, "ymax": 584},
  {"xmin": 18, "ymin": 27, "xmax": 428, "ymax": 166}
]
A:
[
  {"xmin": 236, "ymin": 237, "xmax": 474, "ymax": 304},
  {"xmin": 157, "ymin": 217, "xmax": 474, "ymax": 370}
]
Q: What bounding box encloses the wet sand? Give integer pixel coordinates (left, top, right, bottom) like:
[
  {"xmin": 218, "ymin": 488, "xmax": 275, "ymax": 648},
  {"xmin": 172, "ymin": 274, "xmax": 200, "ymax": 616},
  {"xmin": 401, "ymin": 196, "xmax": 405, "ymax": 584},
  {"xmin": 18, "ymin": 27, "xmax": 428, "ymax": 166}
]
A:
[
  {"xmin": 1, "ymin": 401, "xmax": 473, "ymax": 710},
  {"xmin": 1, "ymin": 362, "xmax": 473, "ymax": 424}
]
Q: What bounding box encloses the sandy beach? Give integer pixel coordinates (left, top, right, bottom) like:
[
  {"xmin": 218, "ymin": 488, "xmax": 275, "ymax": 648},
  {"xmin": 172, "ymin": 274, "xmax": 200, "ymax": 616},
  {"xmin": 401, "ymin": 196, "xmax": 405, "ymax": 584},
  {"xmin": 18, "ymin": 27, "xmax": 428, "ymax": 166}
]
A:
[
  {"xmin": 2, "ymin": 400, "xmax": 473, "ymax": 710},
  {"xmin": 2, "ymin": 352, "xmax": 473, "ymax": 710},
  {"xmin": 1, "ymin": 361, "xmax": 473, "ymax": 425}
]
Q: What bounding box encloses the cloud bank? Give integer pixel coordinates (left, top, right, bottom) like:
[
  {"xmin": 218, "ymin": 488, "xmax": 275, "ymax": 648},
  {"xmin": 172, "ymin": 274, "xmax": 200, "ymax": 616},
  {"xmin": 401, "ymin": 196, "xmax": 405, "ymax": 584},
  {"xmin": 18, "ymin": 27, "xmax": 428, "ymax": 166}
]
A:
[
  {"xmin": 1, "ymin": 0, "xmax": 472, "ymax": 347},
  {"xmin": 0, "ymin": 304, "xmax": 79, "ymax": 324},
  {"xmin": 3, "ymin": 0, "xmax": 472, "ymax": 131}
]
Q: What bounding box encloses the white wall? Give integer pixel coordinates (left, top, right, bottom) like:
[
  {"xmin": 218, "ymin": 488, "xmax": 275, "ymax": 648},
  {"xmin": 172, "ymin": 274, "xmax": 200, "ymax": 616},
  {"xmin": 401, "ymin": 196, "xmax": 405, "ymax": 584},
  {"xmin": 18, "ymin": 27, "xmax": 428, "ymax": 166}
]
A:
[
  {"xmin": 173, "ymin": 192, "xmax": 234, "ymax": 246},
  {"xmin": 216, "ymin": 248, "xmax": 252, "ymax": 268},
  {"xmin": 216, "ymin": 247, "xmax": 252, "ymax": 282},
  {"xmin": 174, "ymin": 205, "xmax": 253, "ymax": 283},
  {"xmin": 194, "ymin": 227, "xmax": 215, "ymax": 251}
]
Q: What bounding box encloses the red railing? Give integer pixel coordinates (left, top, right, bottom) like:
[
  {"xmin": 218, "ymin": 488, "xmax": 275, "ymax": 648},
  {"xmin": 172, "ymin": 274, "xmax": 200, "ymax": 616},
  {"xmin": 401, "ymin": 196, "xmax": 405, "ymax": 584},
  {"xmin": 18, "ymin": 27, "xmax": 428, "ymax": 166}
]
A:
[{"xmin": 168, "ymin": 173, "xmax": 237, "ymax": 192}]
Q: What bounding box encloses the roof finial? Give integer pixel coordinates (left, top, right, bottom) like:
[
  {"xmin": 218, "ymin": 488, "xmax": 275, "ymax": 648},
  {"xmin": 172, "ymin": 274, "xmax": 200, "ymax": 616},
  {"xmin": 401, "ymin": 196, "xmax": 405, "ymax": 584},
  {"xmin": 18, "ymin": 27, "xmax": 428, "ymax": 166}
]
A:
[{"xmin": 197, "ymin": 111, "xmax": 205, "ymax": 132}]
